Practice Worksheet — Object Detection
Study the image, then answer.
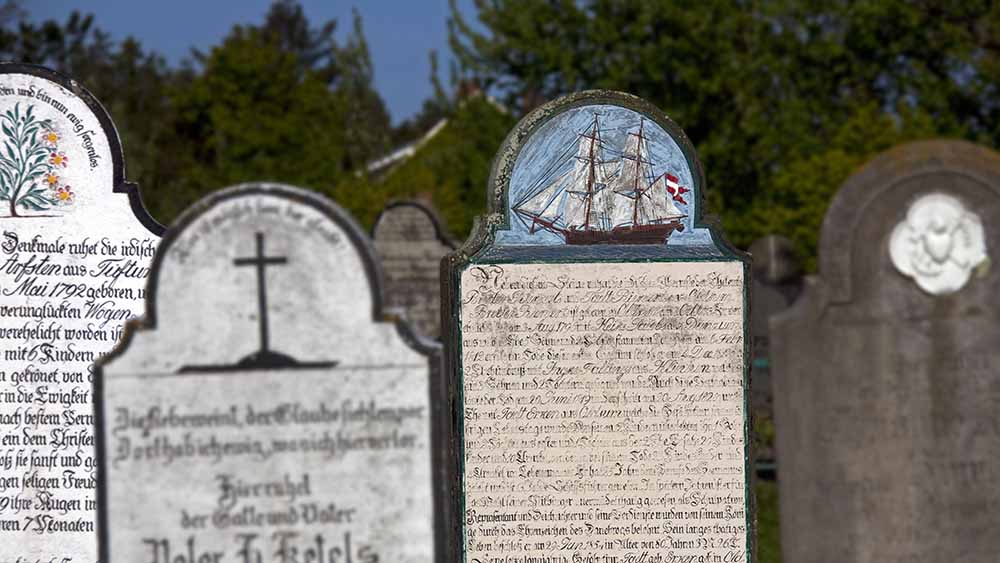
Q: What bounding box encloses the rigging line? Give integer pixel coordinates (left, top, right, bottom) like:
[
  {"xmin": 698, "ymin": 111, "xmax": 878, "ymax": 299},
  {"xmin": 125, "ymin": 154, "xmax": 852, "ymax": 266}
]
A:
[
  {"xmin": 514, "ymin": 142, "xmax": 578, "ymax": 208},
  {"xmin": 528, "ymin": 139, "xmax": 578, "ymax": 187}
]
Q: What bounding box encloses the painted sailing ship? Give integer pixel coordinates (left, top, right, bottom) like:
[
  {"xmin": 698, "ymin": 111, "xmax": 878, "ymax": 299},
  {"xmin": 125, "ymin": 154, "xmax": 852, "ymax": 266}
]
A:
[{"xmin": 513, "ymin": 114, "xmax": 690, "ymax": 245}]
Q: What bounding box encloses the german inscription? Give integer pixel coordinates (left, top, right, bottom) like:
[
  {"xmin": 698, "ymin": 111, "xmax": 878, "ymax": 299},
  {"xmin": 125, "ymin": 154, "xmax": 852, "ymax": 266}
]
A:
[
  {"xmin": 0, "ymin": 67, "xmax": 159, "ymax": 562},
  {"xmin": 460, "ymin": 261, "xmax": 747, "ymax": 563}
]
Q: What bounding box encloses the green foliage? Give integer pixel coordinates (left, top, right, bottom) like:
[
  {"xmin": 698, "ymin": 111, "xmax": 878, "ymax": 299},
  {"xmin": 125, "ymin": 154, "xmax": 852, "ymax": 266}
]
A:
[
  {"xmin": 451, "ymin": 0, "xmax": 1000, "ymax": 267},
  {"xmin": 342, "ymin": 96, "xmax": 515, "ymax": 237},
  {"xmin": 0, "ymin": 0, "xmax": 392, "ymax": 225}
]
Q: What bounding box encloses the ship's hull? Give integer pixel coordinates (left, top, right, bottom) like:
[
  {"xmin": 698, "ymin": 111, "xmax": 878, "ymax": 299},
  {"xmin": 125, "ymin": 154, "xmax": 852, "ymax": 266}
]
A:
[{"xmin": 564, "ymin": 220, "xmax": 684, "ymax": 245}]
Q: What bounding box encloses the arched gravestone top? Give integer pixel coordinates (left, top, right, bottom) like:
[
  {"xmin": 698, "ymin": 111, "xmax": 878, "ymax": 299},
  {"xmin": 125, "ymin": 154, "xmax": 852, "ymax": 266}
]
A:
[
  {"xmin": 457, "ymin": 89, "xmax": 735, "ymax": 260},
  {"xmin": 772, "ymin": 140, "xmax": 1000, "ymax": 563},
  {"xmin": 101, "ymin": 184, "xmax": 423, "ymax": 369},
  {"xmin": 817, "ymin": 139, "xmax": 1000, "ymax": 303},
  {"xmin": 372, "ymin": 200, "xmax": 455, "ymax": 340},
  {"xmin": 373, "ymin": 200, "xmax": 455, "ymax": 248},
  {"xmin": 0, "ymin": 62, "xmax": 161, "ymax": 231},
  {"xmin": 0, "ymin": 63, "xmax": 160, "ymax": 563},
  {"xmin": 95, "ymin": 184, "xmax": 448, "ymax": 563},
  {"xmin": 445, "ymin": 91, "xmax": 753, "ymax": 563}
]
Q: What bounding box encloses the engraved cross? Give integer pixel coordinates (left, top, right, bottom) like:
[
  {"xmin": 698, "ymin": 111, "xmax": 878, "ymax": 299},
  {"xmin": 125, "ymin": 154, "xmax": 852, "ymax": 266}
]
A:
[{"xmin": 234, "ymin": 232, "xmax": 287, "ymax": 354}]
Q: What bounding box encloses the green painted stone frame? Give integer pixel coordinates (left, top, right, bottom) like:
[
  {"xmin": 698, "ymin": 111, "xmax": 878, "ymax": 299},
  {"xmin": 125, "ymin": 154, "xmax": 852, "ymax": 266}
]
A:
[{"xmin": 442, "ymin": 90, "xmax": 755, "ymax": 563}]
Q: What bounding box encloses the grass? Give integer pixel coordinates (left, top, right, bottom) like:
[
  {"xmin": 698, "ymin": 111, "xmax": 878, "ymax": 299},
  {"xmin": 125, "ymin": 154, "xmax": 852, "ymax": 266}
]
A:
[{"xmin": 756, "ymin": 479, "xmax": 781, "ymax": 563}]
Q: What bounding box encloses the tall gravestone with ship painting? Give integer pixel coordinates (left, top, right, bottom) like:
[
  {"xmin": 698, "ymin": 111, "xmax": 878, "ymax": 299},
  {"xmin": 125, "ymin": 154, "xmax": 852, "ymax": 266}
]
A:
[
  {"xmin": 748, "ymin": 235, "xmax": 802, "ymax": 470},
  {"xmin": 772, "ymin": 140, "xmax": 1000, "ymax": 563},
  {"xmin": 373, "ymin": 201, "xmax": 455, "ymax": 340},
  {"xmin": 0, "ymin": 64, "xmax": 161, "ymax": 561},
  {"xmin": 95, "ymin": 184, "xmax": 448, "ymax": 563},
  {"xmin": 443, "ymin": 92, "xmax": 753, "ymax": 563}
]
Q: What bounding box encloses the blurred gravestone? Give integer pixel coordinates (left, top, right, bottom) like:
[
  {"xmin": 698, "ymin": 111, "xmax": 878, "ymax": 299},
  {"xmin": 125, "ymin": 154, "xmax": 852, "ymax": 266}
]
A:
[
  {"xmin": 96, "ymin": 185, "xmax": 447, "ymax": 563},
  {"xmin": 373, "ymin": 201, "xmax": 455, "ymax": 339},
  {"xmin": 773, "ymin": 140, "xmax": 1000, "ymax": 563},
  {"xmin": 748, "ymin": 235, "xmax": 802, "ymax": 469},
  {"xmin": 0, "ymin": 64, "xmax": 161, "ymax": 561}
]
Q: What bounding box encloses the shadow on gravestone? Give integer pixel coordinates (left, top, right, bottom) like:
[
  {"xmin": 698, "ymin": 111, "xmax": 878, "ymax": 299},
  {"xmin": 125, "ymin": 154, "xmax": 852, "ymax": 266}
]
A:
[
  {"xmin": 372, "ymin": 200, "xmax": 456, "ymax": 340},
  {"xmin": 94, "ymin": 184, "xmax": 450, "ymax": 563},
  {"xmin": 747, "ymin": 235, "xmax": 802, "ymax": 475},
  {"xmin": 772, "ymin": 140, "xmax": 1000, "ymax": 563},
  {"xmin": 443, "ymin": 91, "xmax": 755, "ymax": 563},
  {"xmin": 0, "ymin": 63, "xmax": 162, "ymax": 562}
]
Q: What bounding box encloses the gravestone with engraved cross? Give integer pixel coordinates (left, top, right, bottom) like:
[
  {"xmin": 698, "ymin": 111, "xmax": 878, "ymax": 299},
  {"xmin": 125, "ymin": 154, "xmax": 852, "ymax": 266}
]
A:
[
  {"xmin": 0, "ymin": 64, "xmax": 162, "ymax": 562},
  {"xmin": 95, "ymin": 184, "xmax": 448, "ymax": 563},
  {"xmin": 443, "ymin": 91, "xmax": 753, "ymax": 563},
  {"xmin": 372, "ymin": 201, "xmax": 455, "ymax": 340},
  {"xmin": 772, "ymin": 140, "xmax": 1000, "ymax": 563}
]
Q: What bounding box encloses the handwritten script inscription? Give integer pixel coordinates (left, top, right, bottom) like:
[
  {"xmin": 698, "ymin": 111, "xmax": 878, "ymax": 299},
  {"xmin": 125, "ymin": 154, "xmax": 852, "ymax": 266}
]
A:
[{"xmin": 460, "ymin": 261, "xmax": 748, "ymax": 563}]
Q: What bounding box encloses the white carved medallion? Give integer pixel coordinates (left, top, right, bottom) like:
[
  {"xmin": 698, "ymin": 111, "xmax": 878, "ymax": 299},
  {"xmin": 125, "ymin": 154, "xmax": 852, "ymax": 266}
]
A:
[{"xmin": 889, "ymin": 193, "xmax": 987, "ymax": 295}]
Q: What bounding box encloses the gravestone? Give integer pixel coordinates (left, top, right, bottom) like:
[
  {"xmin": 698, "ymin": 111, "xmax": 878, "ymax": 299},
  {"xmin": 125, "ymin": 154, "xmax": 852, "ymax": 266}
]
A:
[
  {"xmin": 444, "ymin": 91, "xmax": 753, "ymax": 563},
  {"xmin": 0, "ymin": 64, "xmax": 161, "ymax": 561},
  {"xmin": 95, "ymin": 185, "xmax": 448, "ymax": 563},
  {"xmin": 747, "ymin": 235, "xmax": 801, "ymax": 469},
  {"xmin": 372, "ymin": 200, "xmax": 455, "ymax": 339},
  {"xmin": 772, "ymin": 140, "xmax": 1000, "ymax": 563}
]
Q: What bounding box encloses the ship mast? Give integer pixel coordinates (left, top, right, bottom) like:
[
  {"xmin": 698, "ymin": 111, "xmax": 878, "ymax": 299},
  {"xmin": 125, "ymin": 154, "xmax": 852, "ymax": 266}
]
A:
[
  {"xmin": 582, "ymin": 114, "xmax": 599, "ymax": 230},
  {"xmin": 631, "ymin": 118, "xmax": 645, "ymax": 226}
]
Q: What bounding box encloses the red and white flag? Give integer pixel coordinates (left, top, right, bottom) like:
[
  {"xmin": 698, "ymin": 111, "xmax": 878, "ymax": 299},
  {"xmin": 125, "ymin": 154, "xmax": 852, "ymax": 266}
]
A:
[{"xmin": 664, "ymin": 173, "xmax": 689, "ymax": 204}]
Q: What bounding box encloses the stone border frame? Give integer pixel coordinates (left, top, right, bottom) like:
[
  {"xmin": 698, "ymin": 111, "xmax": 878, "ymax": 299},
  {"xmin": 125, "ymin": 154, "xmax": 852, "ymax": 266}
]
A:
[
  {"xmin": 372, "ymin": 199, "xmax": 459, "ymax": 250},
  {"xmin": 93, "ymin": 183, "xmax": 452, "ymax": 562},
  {"xmin": 441, "ymin": 90, "xmax": 755, "ymax": 563},
  {"xmin": 0, "ymin": 62, "xmax": 164, "ymax": 235}
]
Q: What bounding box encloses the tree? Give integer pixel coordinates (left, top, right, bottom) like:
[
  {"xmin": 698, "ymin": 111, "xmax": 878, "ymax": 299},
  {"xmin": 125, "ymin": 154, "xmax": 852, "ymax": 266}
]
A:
[
  {"xmin": 344, "ymin": 94, "xmax": 515, "ymax": 236},
  {"xmin": 450, "ymin": 0, "xmax": 1000, "ymax": 267},
  {"xmin": 0, "ymin": 1, "xmax": 394, "ymax": 224},
  {"xmin": 161, "ymin": 2, "xmax": 391, "ymax": 219}
]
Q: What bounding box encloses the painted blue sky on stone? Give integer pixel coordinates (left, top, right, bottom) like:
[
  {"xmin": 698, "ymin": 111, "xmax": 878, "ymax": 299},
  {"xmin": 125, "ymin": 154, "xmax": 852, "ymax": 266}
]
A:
[{"xmin": 496, "ymin": 104, "xmax": 712, "ymax": 246}]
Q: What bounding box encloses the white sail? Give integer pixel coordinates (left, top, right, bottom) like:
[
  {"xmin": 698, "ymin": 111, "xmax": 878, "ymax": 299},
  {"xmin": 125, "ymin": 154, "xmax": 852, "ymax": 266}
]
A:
[
  {"xmin": 516, "ymin": 170, "xmax": 569, "ymax": 221},
  {"xmin": 564, "ymin": 127, "xmax": 613, "ymax": 229},
  {"xmin": 513, "ymin": 116, "xmax": 686, "ymax": 237},
  {"xmin": 615, "ymin": 132, "xmax": 653, "ymax": 196},
  {"xmin": 638, "ymin": 174, "xmax": 685, "ymax": 223}
]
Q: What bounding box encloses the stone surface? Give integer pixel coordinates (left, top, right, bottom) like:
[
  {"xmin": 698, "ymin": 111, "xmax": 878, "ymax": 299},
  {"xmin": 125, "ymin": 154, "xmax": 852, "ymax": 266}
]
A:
[
  {"xmin": 96, "ymin": 185, "xmax": 446, "ymax": 563},
  {"xmin": 372, "ymin": 201, "xmax": 454, "ymax": 339},
  {"xmin": 748, "ymin": 235, "xmax": 802, "ymax": 467},
  {"xmin": 772, "ymin": 140, "xmax": 1000, "ymax": 563},
  {"xmin": 0, "ymin": 64, "xmax": 161, "ymax": 561},
  {"xmin": 444, "ymin": 91, "xmax": 753, "ymax": 563}
]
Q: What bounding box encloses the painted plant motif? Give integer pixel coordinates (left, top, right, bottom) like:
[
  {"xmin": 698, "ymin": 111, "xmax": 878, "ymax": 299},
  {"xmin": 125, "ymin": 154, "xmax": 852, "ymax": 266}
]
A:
[{"xmin": 0, "ymin": 103, "xmax": 73, "ymax": 217}]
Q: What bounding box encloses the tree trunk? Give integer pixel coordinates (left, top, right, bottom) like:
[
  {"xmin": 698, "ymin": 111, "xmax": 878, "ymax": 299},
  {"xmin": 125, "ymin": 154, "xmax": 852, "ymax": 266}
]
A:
[{"xmin": 8, "ymin": 196, "xmax": 16, "ymax": 217}]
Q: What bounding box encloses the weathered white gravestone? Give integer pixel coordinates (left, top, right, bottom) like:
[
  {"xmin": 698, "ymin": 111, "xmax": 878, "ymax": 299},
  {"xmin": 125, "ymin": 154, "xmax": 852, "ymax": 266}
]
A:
[
  {"xmin": 772, "ymin": 140, "xmax": 1000, "ymax": 563},
  {"xmin": 444, "ymin": 92, "xmax": 753, "ymax": 563},
  {"xmin": 0, "ymin": 64, "xmax": 161, "ymax": 561},
  {"xmin": 372, "ymin": 201, "xmax": 455, "ymax": 340},
  {"xmin": 95, "ymin": 185, "xmax": 447, "ymax": 563}
]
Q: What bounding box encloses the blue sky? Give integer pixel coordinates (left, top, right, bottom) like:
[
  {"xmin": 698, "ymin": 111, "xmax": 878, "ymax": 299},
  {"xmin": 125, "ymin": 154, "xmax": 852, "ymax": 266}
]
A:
[{"xmin": 26, "ymin": 0, "xmax": 478, "ymax": 124}]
